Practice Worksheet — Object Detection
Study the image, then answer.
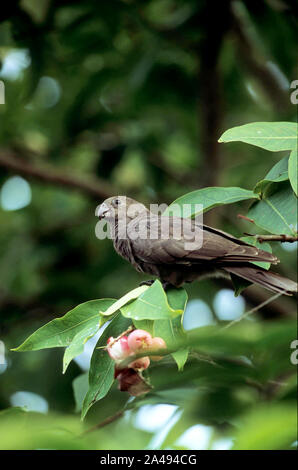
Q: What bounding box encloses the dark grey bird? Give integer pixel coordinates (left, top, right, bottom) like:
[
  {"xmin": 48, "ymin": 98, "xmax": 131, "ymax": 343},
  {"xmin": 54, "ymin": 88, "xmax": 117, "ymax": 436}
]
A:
[{"xmin": 96, "ymin": 196, "xmax": 297, "ymax": 296}]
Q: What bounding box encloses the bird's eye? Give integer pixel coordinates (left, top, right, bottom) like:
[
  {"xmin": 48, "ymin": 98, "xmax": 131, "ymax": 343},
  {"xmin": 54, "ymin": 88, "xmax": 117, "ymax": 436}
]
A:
[{"xmin": 113, "ymin": 198, "xmax": 120, "ymax": 206}]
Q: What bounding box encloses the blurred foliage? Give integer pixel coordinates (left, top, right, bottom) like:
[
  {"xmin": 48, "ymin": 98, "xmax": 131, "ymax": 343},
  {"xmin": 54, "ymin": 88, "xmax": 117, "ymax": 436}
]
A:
[{"xmin": 0, "ymin": 0, "xmax": 297, "ymax": 451}]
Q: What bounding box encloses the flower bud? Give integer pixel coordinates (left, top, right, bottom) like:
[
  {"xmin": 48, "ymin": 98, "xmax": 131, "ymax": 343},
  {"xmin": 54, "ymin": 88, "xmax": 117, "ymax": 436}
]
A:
[
  {"xmin": 127, "ymin": 329, "xmax": 153, "ymax": 352},
  {"xmin": 150, "ymin": 336, "xmax": 167, "ymax": 361},
  {"xmin": 107, "ymin": 335, "xmax": 131, "ymax": 363}
]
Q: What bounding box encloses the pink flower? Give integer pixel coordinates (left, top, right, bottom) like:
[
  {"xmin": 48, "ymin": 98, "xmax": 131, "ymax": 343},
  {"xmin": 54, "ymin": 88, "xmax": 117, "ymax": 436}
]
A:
[
  {"xmin": 127, "ymin": 329, "xmax": 153, "ymax": 352},
  {"xmin": 107, "ymin": 336, "xmax": 131, "ymax": 363},
  {"xmin": 150, "ymin": 337, "xmax": 167, "ymax": 361},
  {"xmin": 107, "ymin": 330, "xmax": 167, "ymax": 373}
]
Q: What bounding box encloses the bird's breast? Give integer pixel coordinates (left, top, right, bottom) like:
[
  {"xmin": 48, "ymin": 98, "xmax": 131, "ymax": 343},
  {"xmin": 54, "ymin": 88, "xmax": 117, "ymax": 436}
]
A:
[{"xmin": 114, "ymin": 237, "xmax": 139, "ymax": 268}]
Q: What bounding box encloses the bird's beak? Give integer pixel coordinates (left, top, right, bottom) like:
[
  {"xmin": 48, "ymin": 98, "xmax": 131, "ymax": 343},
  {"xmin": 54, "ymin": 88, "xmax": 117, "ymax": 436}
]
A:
[{"xmin": 96, "ymin": 202, "xmax": 109, "ymax": 220}]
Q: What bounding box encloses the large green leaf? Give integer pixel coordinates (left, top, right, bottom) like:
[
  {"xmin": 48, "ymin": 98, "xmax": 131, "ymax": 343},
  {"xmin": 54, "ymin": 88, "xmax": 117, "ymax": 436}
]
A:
[
  {"xmin": 0, "ymin": 408, "xmax": 86, "ymax": 450},
  {"xmin": 247, "ymin": 181, "xmax": 297, "ymax": 235},
  {"xmin": 100, "ymin": 285, "xmax": 149, "ymax": 317},
  {"xmin": 164, "ymin": 187, "xmax": 256, "ymax": 217},
  {"xmin": 233, "ymin": 404, "xmax": 297, "ymax": 450},
  {"xmin": 219, "ymin": 122, "xmax": 297, "ymax": 151},
  {"xmin": 121, "ymin": 280, "xmax": 184, "ymax": 320},
  {"xmin": 148, "ymin": 320, "xmax": 296, "ymax": 397},
  {"xmin": 13, "ymin": 299, "xmax": 116, "ymax": 352},
  {"xmin": 72, "ymin": 373, "xmax": 89, "ymax": 413},
  {"xmin": 63, "ymin": 326, "xmax": 97, "ymax": 374},
  {"xmin": 254, "ymin": 156, "xmax": 289, "ymax": 196},
  {"xmin": 81, "ymin": 313, "xmax": 131, "ymax": 419},
  {"xmin": 288, "ymin": 148, "xmax": 297, "ymax": 196},
  {"xmin": 132, "ymin": 319, "xmax": 154, "ymax": 336},
  {"xmin": 153, "ymin": 286, "xmax": 188, "ymax": 371},
  {"xmin": 183, "ymin": 320, "xmax": 296, "ymax": 359}
]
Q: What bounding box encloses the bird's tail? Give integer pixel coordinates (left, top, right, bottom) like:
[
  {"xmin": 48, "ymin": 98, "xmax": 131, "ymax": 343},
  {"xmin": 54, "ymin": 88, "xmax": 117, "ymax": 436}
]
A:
[{"xmin": 224, "ymin": 266, "xmax": 298, "ymax": 296}]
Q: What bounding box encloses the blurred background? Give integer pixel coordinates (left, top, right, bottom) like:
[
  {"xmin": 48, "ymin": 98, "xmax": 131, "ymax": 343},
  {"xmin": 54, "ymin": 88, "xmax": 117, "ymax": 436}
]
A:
[{"xmin": 0, "ymin": 0, "xmax": 297, "ymax": 450}]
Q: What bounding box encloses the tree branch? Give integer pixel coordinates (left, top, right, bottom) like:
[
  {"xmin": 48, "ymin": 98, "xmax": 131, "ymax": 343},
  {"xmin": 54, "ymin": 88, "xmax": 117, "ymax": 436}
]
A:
[
  {"xmin": 197, "ymin": 2, "xmax": 230, "ymax": 189},
  {"xmin": 244, "ymin": 233, "xmax": 298, "ymax": 243},
  {"xmin": 0, "ymin": 150, "xmax": 116, "ymax": 200},
  {"xmin": 213, "ymin": 278, "xmax": 294, "ymax": 319},
  {"xmin": 237, "ymin": 214, "xmax": 256, "ymax": 224},
  {"xmin": 81, "ymin": 409, "xmax": 125, "ymax": 436},
  {"xmin": 221, "ymin": 291, "xmax": 283, "ymax": 330},
  {"xmin": 230, "ymin": 2, "xmax": 290, "ymax": 112}
]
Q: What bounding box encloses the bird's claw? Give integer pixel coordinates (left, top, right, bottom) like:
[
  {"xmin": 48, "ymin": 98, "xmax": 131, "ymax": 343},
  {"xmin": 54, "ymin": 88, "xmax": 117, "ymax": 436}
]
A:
[
  {"xmin": 139, "ymin": 279, "xmax": 155, "ymax": 287},
  {"xmin": 160, "ymin": 281, "xmax": 173, "ymax": 291},
  {"xmin": 139, "ymin": 279, "xmax": 173, "ymax": 291}
]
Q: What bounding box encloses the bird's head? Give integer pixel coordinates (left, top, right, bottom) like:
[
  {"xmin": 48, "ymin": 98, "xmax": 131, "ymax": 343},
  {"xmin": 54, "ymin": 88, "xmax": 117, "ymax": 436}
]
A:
[{"xmin": 96, "ymin": 196, "xmax": 148, "ymax": 223}]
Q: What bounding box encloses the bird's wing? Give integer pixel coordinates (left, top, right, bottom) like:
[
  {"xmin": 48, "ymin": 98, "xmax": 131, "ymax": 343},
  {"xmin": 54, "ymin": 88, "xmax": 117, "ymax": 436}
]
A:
[{"xmin": 126, "ymin": 214, "xmax": 278, "ymax": 265}]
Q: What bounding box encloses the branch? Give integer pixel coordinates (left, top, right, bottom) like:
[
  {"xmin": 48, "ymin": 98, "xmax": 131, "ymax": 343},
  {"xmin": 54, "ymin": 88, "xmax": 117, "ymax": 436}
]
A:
[
  {"xmin": 196, "ymin": 2, "xmax": 232, "ymax": 226},
  {"xmin": 237, "ymin": 213, "xmax": 256, "ymax": 224},
  {"xmin": 198, "ymin": 2, "xmax": 230, "ymax": 189},
  {"xmin": 0, "ymin": 150, "xmax": 116, "ymax": 200},
  {"xmin": 230, "ymin": 2, "xmax": 290, "ymax": 112},
  {"xmin": 221, "ymin": 292, "xmax": 283, "ymax": 330},
  {"xmin": 81, "ymin": 409, "xmax": 124, "ymax": 436},
  {"xmin": 213, "ymin": 278, "xmax": 293, "ymax": 319},
  {"xmin": 244, "ymin": 233, "xmax": 298, "ymax": 243}
]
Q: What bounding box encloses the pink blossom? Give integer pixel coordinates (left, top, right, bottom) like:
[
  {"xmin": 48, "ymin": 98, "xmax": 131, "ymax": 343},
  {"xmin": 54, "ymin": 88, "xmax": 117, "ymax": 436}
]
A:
[
  {"xmin": 127, "ymin": 329, "xmax": 153, "ymax": 352},
  {"xmin": 150, "ymin": 336, "xmax": 167, "ymax": 361},
  {"xmin": 107, "ymin": 335, "xmax": 131, "ymax": 363}
]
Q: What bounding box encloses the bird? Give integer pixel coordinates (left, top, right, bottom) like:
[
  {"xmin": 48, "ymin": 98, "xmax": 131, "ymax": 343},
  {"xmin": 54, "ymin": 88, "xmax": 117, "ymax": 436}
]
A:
[{"xmin": 96, "ymin": 196, "xmax": 297, "ymax": 296}]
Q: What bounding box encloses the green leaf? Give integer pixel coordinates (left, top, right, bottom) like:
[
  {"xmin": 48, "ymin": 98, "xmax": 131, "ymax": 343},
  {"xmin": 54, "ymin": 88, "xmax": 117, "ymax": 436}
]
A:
[
  {"xmin": 254, "ymin": 156, "xmax": 289, "ymax": 195},
  {"xmin": 288, "ymin": 148, "xmax": 297, "ymax": 196},
  {"xmin": 121, "ymin": 280, "xmax": 184, "ymax": 321},
  {"xmin": 81, "ymin": 313, "xmax": 131, "ymax": 419},
  {"xmin": 63, "ymin": 325, "xmax": 98, "ymax": 374},
  {"xmin": 164, "ymin": 187, "xmax": 256, "ymax": 217},
  {"xmin": 247, "ymin": 181, "xmax": 297, "ymax": 235},
  {"xmin": 230, "ymin": 274, "xmax": 252, "ymax": 296},
  {"xmin": 72, "ymin": 373, "xmax": 89, "ymax": 413},
  {"xmin": 100, "ymin": 285, "xmax": 149, "ymax": 316},
  {"xmin": 13, "ymin": 299, "xmax": 116, "ymax": 352},
  {"xmin": 166, "ymin": 286, "xmax": 188, "ymax": 311},
  {"xmin": 153, "ymin": 287, "xmax": 188, "ymax": 370},
  {"xmin": 219, "ymin": 122, "xmax": 297, "ymax": 151},
  {"xmin": 170, "ymin": 348, "xmax": 189, "ymax": 371},
  {"xmin": 240, "ymin": 236, "xmax": 273, "ymax": 270},
  {"xmin": 133, "ymin": 319, "xmax": 154, "ymax": 336},
  {"xmin": 233, "ymin": 404, "xmax": 297, "ymax": 450}
]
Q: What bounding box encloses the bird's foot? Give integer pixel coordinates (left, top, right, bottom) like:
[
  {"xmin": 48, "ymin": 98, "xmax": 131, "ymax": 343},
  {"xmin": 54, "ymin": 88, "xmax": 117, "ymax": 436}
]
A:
[
  {"xmin": 139, "ymin": 279, "xmax": 175, "ymax": 291},
  {"xmin": 139, "ymin": 279, "xmax": 155, "ymax": 287},
  {"xmin": 161, "ymin": 281, "xmax": 175, "ymax": 291}
]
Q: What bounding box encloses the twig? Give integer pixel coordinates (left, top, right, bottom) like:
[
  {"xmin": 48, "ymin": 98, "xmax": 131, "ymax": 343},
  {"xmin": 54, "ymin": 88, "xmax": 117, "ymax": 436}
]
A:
[
  {"xmin": 213, "ymin": 277, "xmax": 293, "ymax": 319},
  {"xmin": 237, "ymin": 214, "xmax": 255, "ymax": 224},
  {"xmin": 230, "ymin": 2, "xmax": 290, "ymax": 111},
  {"xmin": 102, "ymin": 326, "xmax": 134, "ymax": 349},
  {"xmin": 220, "ymin": 291, "xmax": 283, "ymax": 331},
  {"xmin": 0, "ymin": 150, "xmax": 116, "ymax": 200},
  {"xmin": 198, "ymin": 2, "xmax": 229, "ymax": 190},
  {"xmin": 81, "ymin": 409, "xmax": 125, "ymax": 436},
  {"xmin": 243, "ymin": 233, "xmax": 298, "ymax": 243}
]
